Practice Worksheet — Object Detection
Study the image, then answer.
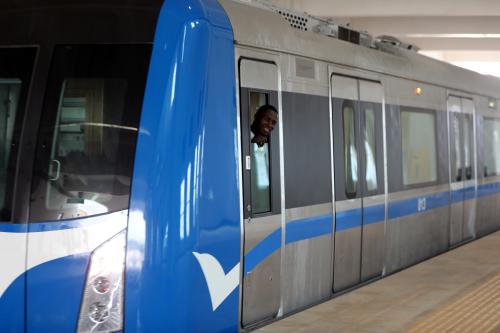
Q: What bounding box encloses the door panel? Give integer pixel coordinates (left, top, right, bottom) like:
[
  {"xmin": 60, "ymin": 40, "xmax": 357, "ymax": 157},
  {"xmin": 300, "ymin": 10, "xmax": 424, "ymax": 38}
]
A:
[
  {"xmin": 359, "ymin": 81, "xmax": 384, "ymax": 281},
  {"xmin": 332, "ymin": 74, "xmax": 362, "ymax": 291},
  {"xmin": 332, "ymin": 74, "xmax": 385, "ymax": 292},
  {"xmin": 239, "ymin": 59, "xmax": 281, "ymax": 327},
  {"xmin": 462, "ymin": 99, "xmax": 476, "ymax": 240},
  {"xmin": 448, "ymin": 96, "xmax": 464, "ymax": 246},
  {"xmin": 448, "ymin": 96, "xmax": 476, "ymax": 247}
]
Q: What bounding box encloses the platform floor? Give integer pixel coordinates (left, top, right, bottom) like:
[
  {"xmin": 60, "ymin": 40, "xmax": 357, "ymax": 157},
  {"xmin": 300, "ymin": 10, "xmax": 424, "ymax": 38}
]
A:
[{"xmin": 257, "ymin": 231, "xmax": 500, "ymax": 333}]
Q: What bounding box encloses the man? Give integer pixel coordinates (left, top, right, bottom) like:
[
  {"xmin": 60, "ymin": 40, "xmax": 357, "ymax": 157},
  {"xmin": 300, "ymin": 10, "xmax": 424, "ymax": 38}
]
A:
[
  {"xmin": 249, "ymin": 104, "xmax": 278, "ymax": 214},
  {"xmin": 251, "ymin": 105, "xmax": 278, "ymax": 147}
]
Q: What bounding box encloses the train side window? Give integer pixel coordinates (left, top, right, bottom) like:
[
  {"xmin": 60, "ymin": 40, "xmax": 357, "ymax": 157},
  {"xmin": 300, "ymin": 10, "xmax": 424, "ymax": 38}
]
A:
[
  {"xmin": 343, "ymin": 101, "xmax": 358, "ymax": 198},
  {"xmin": 483, "ymin": 118, "xmax": 500, "ymax": 177},
  {"xmin": 401, "ymin": 110, "xmax": 437, "ymax": 186},
  {"xmin": 29, "ymin": 45, "xmax": 152, "ymax": 222},
  {"xmin": 0, "ymin": 48, "xmax": 36, "ymax": 221},
  {"xmin": 363, "ymin": 105, "xmax": 378, "ymax": 192},
  {"xmin": 249, "ymin": 91, "xmax": 272, "ymax": 215}
]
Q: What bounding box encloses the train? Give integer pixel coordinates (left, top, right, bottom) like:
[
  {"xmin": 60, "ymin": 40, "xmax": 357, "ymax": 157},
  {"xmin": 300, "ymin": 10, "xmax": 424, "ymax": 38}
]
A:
[{"xmin": 1, "ymin": 0, "xmax": 500, "ymax": 332}]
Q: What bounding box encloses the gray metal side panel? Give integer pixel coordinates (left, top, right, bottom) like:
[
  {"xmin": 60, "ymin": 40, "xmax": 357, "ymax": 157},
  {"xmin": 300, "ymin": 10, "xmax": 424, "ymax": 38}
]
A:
[
  {"xmin": 463, "ymin": 198, "xmax": 476, "ymax": 240},
  {"xmin": 242, "ymin": 215, "xmax": 281, "ymax": 326},
  {"xmin": 334, "ymin": 227, "xmax": 362, "ymax": 291},
  {"xmin": 361, "ymin": 222, "xmax": 384, "ymax": 281},
  {"xmin": 242, "ymin": 251, "xmax": 281, "ymax": 325},
  {"xmin": 385, "ymin": 206, "xmax": 449, "ymax": 273},
  {"xmin": 476, "ymin": 194, "xmax": 500, "ymax": 237},
  {"xmin": 449, "ymin": 201, "xmax": 464, "ymax": 246},
  {"xmin": 282, "ymin": 235, "xmax": 332, "ymax": 314},
  {"xmin": 361, "ymin": 195, "xmax": 385, "ymax": 281}
]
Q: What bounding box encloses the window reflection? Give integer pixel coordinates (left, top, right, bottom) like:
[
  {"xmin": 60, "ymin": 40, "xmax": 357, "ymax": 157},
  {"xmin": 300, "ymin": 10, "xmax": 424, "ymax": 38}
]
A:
[
  {"xmin": 401, "ymin": 110, "xmax": 437, "ymax": 186},
  {"xmin": 453, "ymin": 114, "xmax": 462, "ymax": 181},
  {"xmin": 364, "ymin": 106, "xmax": 377, "ymax": 192},
  {"xmin": 30, "ymin": 45, "xmax": 151, "ymax": 222},
  {"xmin": 484, "ymin": 118, "xmax": 500, "ymax": 177},
  {"xmin": 343, "ymin": 103, "xmax": 358, "ymax": 197},
  {"xmin": 463, "ymin": 115, "xmax": 472, "ymax": 180}
]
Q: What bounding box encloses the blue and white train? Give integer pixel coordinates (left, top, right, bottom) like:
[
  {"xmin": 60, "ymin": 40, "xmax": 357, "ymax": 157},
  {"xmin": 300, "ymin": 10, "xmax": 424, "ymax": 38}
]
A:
[{"xmin": 1, "ymin": 0, "xmax": 500, "ymax": 332}]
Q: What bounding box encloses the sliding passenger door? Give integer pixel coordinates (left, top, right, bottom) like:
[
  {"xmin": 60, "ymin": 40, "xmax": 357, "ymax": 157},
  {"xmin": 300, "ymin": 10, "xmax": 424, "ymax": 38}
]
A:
[
  {"xmin": 332, "ymin": 75, "xmax": 362, "ymax": 291},
  {"xmin": 331, "ymin": 74, "xmax": 385, "ymax": 292},
  {"xmin": 239, "ymin": 58, "xmax": 282, "ymax": 327},
  {"xmin": 448, "ymin": 95, "xmax": 476, "ymax": 247}
]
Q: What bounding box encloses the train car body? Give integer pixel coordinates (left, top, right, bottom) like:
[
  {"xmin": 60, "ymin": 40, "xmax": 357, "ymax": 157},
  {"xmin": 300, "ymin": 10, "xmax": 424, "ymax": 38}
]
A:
[{"xmin": 0, "ymin": 0, "xmax": 500, "ymax": 332}]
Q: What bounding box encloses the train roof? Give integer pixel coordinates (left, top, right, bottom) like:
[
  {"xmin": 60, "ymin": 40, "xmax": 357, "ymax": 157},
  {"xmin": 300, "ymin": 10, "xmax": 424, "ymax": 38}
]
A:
[{"xmin": 220, "ymin": 0, "xmax": 500, "ymax": 100}]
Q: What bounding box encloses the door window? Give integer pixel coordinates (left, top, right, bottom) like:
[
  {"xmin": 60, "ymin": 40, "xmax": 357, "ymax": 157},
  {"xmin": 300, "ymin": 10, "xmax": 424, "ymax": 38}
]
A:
[
  {"xmin": 363, "ymin": 106, "xmax": 378, "ymax": 192},
  {"xmin": 463, "ymin": 114, "xmax": 473, "ymax": 180},
  {"xmin": 343, "ymin": 102, "xmax": 358, "ymax": 198},
  {"xmin": 452, "ymin": 113, "xmax": 462, "ymax": 181}
]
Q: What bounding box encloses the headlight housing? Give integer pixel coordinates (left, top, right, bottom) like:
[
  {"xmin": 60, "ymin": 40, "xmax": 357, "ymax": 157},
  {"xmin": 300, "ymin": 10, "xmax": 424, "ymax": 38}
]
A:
[{"xmin": 77, "ymin": 230, "xmax": 126, "ymax": 333}]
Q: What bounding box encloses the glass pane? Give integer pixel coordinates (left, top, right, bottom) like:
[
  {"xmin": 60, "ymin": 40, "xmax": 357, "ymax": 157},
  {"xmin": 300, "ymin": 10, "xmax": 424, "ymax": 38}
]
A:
[
  {"xmin": 452, "ymin": 113, "xmax": 462, "ymax": 181},
  {"xmin": 463, "ymin": 114, "xmax": 472, "ymax": 179},
  {"xmin": 364, "ymin": 106, "xmax": 377, "ymax": 192},
  {"xmin": 30, "ymin": 45, "xmax": 152, "ymax": 221},
  {"xmin": 0, "ymin": 48, "xmax": 36, "ymax": 221},
  {"xmin": 249, "ymin": 92, "xmax": 271, "ymax": 214},
  {"xmin": 401, "ymin": 110, "xmax": 437, "ymax": 186},
  {"xmin": 343, "ymin": 103, "xmax": 358, "ymax": 196},
  {"xmin": 484, "ymin": 118, "xmax": 500, "ymax": 177}
]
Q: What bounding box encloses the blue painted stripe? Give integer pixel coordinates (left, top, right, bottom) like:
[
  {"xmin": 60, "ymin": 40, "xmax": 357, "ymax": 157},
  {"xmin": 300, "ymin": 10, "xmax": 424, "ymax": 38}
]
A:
[
  {"xmin": 335, "ymin": 208, "xmax": 362, "ymax": 231},
  {"xmin": 244, "ymin": 228, "xmax": 281, "ymax": 275},
  {"xmin": 285, "ymin": 214, "xmax": 333, "ymax": 244},
  {"xmin": 451, "ymin": 188, "xmax": 465, "ymax": 204},
  {"xmin": 363, "ymin": 204, "xmax": 385, "ymax": 225},
  {"xmin": 478, "ymin": 182, "xmax": 500, "ymax": 198},
  {"xmin": 244, "ymin": 182, "xmax": 500, "ymax": 276},
  {"xmin": 0, "ymin": 223, "xmax": 27, "ymax": 232},
  {"xmin": 464, "ymin": 187, "xmax": 477, "ymax": 201},
  {"xmin": 388, "ymin": 191, "xmax": 450, "ymax": 220}
]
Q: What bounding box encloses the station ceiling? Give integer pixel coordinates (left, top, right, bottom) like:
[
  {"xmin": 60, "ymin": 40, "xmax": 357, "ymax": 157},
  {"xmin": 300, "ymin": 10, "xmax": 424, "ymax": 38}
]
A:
[{"xmin": 267, "ymin": 0, "xmax": 500, "ymax": 77}]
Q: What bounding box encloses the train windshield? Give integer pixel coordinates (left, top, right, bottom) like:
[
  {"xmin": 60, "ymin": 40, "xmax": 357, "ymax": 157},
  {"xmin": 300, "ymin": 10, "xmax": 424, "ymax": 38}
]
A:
[
  {"xmin": 0, "ymin": 48, "xmax": 36, "ymax": 221},
  {"xmin": 29, "ymin": 45, "xmax": 152, "ymax": 222}
]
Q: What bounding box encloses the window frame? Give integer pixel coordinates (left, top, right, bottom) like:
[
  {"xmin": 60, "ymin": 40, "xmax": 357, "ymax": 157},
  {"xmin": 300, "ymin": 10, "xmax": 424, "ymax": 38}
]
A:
[{"xmin": 238, "ymin": 83, "xmax": 281, "ymax": 220}]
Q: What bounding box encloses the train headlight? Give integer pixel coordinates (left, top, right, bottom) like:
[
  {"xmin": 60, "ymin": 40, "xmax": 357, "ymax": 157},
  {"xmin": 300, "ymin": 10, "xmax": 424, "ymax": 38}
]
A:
[{"xmin": 77, "ymin": 230, "xmax": 126, "ymax": 333}]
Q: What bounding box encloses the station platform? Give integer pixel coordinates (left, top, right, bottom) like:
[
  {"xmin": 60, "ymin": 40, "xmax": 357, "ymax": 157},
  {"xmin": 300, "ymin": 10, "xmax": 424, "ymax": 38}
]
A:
[{"xmin": 257, "ymin": 231, "xmax": 500, "ymax": 333}]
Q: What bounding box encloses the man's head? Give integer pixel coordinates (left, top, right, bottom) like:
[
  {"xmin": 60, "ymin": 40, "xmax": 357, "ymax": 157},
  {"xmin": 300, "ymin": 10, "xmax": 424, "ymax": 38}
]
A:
[{"xmin": 251, "ymin": 104, "xmax": 278, "ymax": 137}]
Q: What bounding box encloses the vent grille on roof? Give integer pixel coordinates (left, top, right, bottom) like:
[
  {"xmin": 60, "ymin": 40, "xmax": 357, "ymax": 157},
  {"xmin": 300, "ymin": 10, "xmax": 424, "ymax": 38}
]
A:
[
  {"xmin": 277, "ymin": 10, "xmax": 309, "ymax": 31},
  {"xmin": 241, "ymin": 0, "xmax": 418, "ymax": 52}
]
